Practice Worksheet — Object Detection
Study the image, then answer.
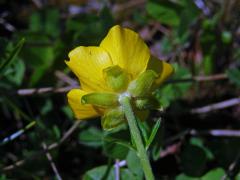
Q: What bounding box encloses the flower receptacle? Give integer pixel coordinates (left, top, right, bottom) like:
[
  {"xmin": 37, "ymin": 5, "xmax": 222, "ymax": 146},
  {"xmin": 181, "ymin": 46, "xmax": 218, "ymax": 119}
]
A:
[{"xmin": 103, "ymin": 65, "xmax": 129, "ymax": 92}]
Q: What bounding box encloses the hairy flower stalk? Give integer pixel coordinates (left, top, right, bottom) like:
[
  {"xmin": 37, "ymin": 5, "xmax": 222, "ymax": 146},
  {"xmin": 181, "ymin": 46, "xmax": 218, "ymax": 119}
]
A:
[
  {"xmin": 65, "ymin": 25, "xmax": 173, "ymax": 179},
  {"xmin": 119, "ymin": 93, "xmax": 155, "ymax": 180}
]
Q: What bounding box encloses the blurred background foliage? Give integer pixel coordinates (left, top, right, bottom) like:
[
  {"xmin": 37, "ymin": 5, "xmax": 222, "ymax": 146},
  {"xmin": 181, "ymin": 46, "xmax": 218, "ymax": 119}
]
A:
[{"xmin": 0, "ymin": 0, "xmax": 240, "ymax": 179}]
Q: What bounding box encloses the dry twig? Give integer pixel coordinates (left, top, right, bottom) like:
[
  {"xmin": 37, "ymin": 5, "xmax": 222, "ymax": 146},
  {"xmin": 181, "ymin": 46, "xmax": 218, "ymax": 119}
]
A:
[
  {"xmin": 222, "ymin": 153, "xmax": 240, "ymax": 180},
  {"xmin": 16, "ymin": 85, "xmax": 79, "ymax": 96},
  {"xmin": 112, "ymin": 0, "xmax": 146, "ymax": 14},
  {"xmin": 42, "ymin": 142, "xmax": 62, "ymax": 180},
  {"xmin": 2, "ymin": 120, "xmax": 81, "ymax": 171},
  {"xmin": 55, "ymin": 70, "xmax": 78, "ymax": 86},
  {"xmin": 191, "ymin": 97, "xmax": 240, "ymax": 114},
  {"xmin": 190, "ymin": 129, "xmax": 240, "ymax": 137},
  {"xmin": 167, "ymin": 73, "xmax": 227, "ymax": 84}
]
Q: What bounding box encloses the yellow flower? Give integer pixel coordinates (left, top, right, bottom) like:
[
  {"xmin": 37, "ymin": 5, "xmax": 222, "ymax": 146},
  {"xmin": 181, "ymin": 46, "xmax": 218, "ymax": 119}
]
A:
[{"xmin": 66, "ymin": 25, "xmax": 173, "ymax": 129}]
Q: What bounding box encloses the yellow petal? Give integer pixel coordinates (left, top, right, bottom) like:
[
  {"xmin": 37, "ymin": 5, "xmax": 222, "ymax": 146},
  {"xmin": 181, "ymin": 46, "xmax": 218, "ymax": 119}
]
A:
[
  {"xmin": 65, "ymin": 46, "xmax": 113, "ymax": 92},
  {"xmin": 147, "ymin": 56, "xmax": 174, "ymax": 86},
  {"xmin": 67, "ymin": 89, "xmax": 100, "ymax": 120},
  {"xmin": 100, "ymin": 25, "xmax": 150, "ymax": 79}
]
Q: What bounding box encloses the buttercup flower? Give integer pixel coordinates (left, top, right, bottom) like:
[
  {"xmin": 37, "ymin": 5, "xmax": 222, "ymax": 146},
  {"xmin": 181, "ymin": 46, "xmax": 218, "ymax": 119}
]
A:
[{"xmin": 66, "ymin": 25, "xmax": 173, "ymax": 129}]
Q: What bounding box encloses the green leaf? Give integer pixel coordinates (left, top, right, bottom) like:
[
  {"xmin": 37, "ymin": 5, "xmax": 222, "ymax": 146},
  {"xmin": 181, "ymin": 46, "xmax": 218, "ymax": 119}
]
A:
[
  {"xmin": 151, "ymin": 141, "xmax": 162, "ymax": 161},
  {"xmin": 44, "ymin": 9, "xmax": 60, "ymax": 37},
  {"xmin": 201, "ymin": 168, "xmax": 225, "ymax": 180},
  {"xmin": 28, "ymin": 47, "xmax": 55, "ymax": 86},
  {"xmin": 226, "ymin": 68, "xmax": 240, "ymax": 87},
  {"xmin": 176, "ymin": 168, "xmax": 225, "ymax": 180},
  {"xmin": 120, "ymin": 169, "xmax": 138, "ymax": 180},
  {"xmin": 0, "ymin": 38, "xmax": 25, "ymax": 73},
  {"xmin": 19, "ymin": 9, "xmax": 60, "ymax": 86},
  {"xmin": 203, "ymin": 55, "xmax": 213, "ymax": 75},
  {"xmin": 29, "ymin": 8, "xmax": 60, "ymax": 37},
  {"xmin": 176, "ymin": 174, "xmax": 199, "ymax": 180},
  {"xmin": 66, "ymin": 12, "xmax": 113, "ymax": 45},
  {"xmin": 133, "ymin": 10, "xmax": 148, "ymax": 25},
  {"xmin": 235, "ymin": 172, "xmax": 240, "ymax": 180},
  {"xmin": 126, "ymin": 150, "xmax": 144, "ymax": 179},
  {"xmin": 146, "ymin": 119, "xmax": 161, "ymax": 149},
  {"xmin": 18, "ymin": 32, "xmax": 56, "ymax": 86},
  {"xmin": 79, "ymin": 127, "xmax": 103, "ymax": 148},
  {"xmin": 0, "ymin": 37, "xmax": 9, "ymax": 58},
  {"xmin": 136, "ymin": 120, "xmax": 149, "ymax": 146},
  {"xmin": 99, "ymin": 6, "xmax": 114, "ymax": 33},
  {"xmin": 147, "ymin": 1, "xmax": 181, "ymax": 26},
  {"xmin": 206, "ymin": 138, "xmax": 240, "ymax": 168},
  {"xmin": 4, "ymin": 97, "xmax": 32, "ymax": 122},
  {"xmin": 6, "ymin": 59, "xmax": 25, "ymax": 85},
  {"xmin": 61, "ymin": 105, "xmax": 74, "ymax": 120},
  {"xmin": 29, "ymin": 11, "xmax": 41, "ymax": 32},
  {"xmin": 0, "ymin": 175, "xmax": 7, "ymax": 180},
  {"xmin": 180, "ymin": 144, "xmax": 207, "ymax": 177},
  {"xmin": 83, "ymin": 166, "xmax": 136, "ymax": 180},
  {"xmin": 41, "ymin": 100, "xmax": 53, "ymax": 115},
  {"xmin": 83, "ymin": 165, "xmax": 113, "ymax": 180},
  {"xmin": 53, "ymin": 125, "xmax": 61, "ymax": 140},
  {"xmin": 221, "ymin": 31, "xmax": 232, "ymax": 44},
  {"xmin": 190, "ymin": 137, "xmax": 214, "ymax": 160},
  {"xmin": 103, "ymin": 140, "xmax": 130, "ymax": 160},
  {"xmin": 155, "ymin": 64, "xmax": 192, "ymax": 108},
  {"xmin": 177, "ymin": 0, "xmax": 200, "ymax": 37},
  {"xmin": 103, "ymin": 130, "xmax": 132, "ymax": 159},
  {"xmin": 103, "ymin": 136, "xmax": 134, "ymax": 152}
]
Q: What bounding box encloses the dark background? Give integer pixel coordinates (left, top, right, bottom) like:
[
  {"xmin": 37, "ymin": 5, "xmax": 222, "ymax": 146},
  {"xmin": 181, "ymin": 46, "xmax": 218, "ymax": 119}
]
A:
[{"xmin": 0, "ymin": 0, "xmax": 240, "ymax": 179}]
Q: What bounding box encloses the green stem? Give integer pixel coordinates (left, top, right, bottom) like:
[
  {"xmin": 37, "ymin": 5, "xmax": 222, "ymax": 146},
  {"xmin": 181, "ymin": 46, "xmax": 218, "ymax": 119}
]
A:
[{"xmin": 119, "ymin": 94, "xmax": 154, "ymax": 180}]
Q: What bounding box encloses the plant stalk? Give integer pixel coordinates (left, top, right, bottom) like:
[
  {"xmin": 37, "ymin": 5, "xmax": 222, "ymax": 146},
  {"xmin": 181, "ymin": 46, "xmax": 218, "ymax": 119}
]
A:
[{"xmin": 119, "ymin": 94, "xmax": 154, "ymax": 180}]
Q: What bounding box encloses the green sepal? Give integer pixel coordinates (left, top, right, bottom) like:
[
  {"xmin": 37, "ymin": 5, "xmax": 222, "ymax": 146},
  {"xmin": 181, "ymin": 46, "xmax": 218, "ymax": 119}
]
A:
[
  {"xmin": 82, "ymin": 92, "xmax": 119, "ymax": 107},
  {"xmin": 101, "ymin": 107, "xmax": 125, "ymax": 130},
  {"xmin": 128, "ymin": 70, "xmax": 158, "ymax": 97},
  {"xmin": 103, "ymin": 65, "xmax": 129, "ymax": 92},
  {"xmin": 135, "ymin": 97, "xmax": 159, "ymax": 110}
]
